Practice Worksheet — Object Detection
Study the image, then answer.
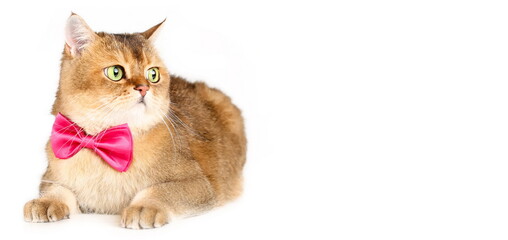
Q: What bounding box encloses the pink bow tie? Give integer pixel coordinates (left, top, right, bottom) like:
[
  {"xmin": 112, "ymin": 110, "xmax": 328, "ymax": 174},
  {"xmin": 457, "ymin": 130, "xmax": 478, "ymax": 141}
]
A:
[{"xmin": 50, "ymin": 113, "xmax": 133, "ymax": 172}]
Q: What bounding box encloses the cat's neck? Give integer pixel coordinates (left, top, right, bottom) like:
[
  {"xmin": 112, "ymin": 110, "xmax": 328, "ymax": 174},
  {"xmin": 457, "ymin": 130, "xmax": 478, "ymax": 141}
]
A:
[{"xmin": 57, "ymin": 108, "xmax": 165, "ymax": 137}]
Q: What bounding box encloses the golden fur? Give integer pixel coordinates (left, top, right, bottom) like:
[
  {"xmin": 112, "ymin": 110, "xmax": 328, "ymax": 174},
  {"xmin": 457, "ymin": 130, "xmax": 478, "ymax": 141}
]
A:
[{"xmin": 23, "ymin": 14, "xmax": 246, "ymax": 229}]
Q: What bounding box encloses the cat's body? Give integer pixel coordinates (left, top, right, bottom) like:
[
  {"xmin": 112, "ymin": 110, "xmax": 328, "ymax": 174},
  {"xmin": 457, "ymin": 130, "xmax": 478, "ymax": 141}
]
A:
[
  {"xmin": 24, "ymin": 14, "xmax": 246, "ymax": 229},
  {"xmin": 42, "ymin": 76, "xmax": 245, "ymax": 215}
]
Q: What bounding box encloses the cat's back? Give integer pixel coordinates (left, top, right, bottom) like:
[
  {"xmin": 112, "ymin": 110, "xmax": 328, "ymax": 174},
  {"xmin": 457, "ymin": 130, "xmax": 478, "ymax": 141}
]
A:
[
  {"xmin": 169, "ymin": 75, "xmax": 245, "ymax": 139},
  {"xmin": 169, "ymin": 75, "xmax": 246, "ymax": 204}
]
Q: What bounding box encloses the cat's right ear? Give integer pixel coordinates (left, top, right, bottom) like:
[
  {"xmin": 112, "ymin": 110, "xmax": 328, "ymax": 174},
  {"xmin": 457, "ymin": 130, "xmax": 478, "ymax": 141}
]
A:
[
  {"xmin": 64, "ymin": 13, "xmax": 96, "ymax": 57},
  {"xmin": 141, "ymin": 19, "xmax": 166, "ymax": 41}
]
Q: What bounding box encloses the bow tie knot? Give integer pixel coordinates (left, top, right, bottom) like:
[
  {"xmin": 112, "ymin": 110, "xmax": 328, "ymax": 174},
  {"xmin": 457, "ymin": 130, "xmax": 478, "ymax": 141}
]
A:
[
  {"xmin": 81, "ymin": 135, "xmax": 97, "ymax": 149},
  {"xmin": 50, "ymin": 113, "xmax": 134, "ymax": 172}
]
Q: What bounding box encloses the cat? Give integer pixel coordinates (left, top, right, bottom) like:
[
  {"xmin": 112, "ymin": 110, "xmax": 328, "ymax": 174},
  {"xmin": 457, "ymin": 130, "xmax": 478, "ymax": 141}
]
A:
[{"xmin": 23, "ymin": 13, "xmax": 246, "ymax": 229}]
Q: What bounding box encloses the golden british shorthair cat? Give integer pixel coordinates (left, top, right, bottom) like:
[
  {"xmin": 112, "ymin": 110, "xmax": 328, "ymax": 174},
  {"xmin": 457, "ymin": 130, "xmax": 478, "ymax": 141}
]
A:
[{"xmin": 23, "ymin": 13, "xmax": 246, "ymax": 229}]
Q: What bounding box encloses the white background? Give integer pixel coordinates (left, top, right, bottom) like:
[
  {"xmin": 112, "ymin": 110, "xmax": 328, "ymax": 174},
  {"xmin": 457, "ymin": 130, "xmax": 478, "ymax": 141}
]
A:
[{"xmin": 0, "ymin": 0, "xmax": 507, "ymax": 239}]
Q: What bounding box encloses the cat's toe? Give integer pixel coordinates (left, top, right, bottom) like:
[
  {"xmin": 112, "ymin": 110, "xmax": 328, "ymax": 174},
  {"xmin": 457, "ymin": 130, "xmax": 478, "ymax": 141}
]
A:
[
  {"xmin": 24, "ymin": 199, "xmax": 70, "ymax": 223},
  {"xmin": 121, "ymin": 205, "xmax": 169, "ymax": 229}
]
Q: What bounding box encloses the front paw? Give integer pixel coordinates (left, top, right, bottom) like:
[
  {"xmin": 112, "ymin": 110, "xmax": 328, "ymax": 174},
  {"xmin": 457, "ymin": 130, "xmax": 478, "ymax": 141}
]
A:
[
  {"xmin": 121, "ymin": 205, "xmax": 169, "ymax": 229},
  {"xmin": 24, "ymin": 198, "xmax": 70, "ymax": 223}
]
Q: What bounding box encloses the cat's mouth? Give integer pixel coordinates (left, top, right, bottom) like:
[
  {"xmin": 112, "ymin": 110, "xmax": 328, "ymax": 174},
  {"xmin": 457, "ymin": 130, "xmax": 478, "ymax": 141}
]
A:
[{"xmin": 137, "ymin": 97, "xmax": 147, "ymax": 106}]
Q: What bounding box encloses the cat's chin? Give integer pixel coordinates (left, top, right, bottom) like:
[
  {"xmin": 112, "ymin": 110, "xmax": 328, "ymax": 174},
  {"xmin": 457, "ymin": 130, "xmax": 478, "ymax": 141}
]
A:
[
  {"xmin": 118, "ymin": 103, "xmax": 163, "ymax": 136},
  {"xmin": 66, "ymin": 104, "xmax": 164, "ymax": 137},
  {"xmin": 132, "ymin": 101, "xmax": 147, "ymax": 110}
]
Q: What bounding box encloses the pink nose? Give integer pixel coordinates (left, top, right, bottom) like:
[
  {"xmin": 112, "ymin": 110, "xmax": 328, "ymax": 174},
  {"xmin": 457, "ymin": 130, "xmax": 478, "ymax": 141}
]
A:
[{"xmin": 134, "ymin": 85, "xmax": 149, "ymax": 97}]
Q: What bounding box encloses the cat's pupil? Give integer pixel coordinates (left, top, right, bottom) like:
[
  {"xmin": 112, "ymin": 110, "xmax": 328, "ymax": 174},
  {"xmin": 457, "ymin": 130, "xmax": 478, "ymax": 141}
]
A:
[
  {"xmin": 113, "ymin": 68, "xmax": 119, "ymax": 76},
  {"xmin": 151, "ymin": 70, "xmax": 156, "ymax": 78}
]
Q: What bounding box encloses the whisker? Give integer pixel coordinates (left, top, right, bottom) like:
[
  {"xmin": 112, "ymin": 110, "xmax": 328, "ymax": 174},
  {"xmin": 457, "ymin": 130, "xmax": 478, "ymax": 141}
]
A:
[
  {"xmin": 157, "ymin": 113, "xmax": 179, "ymax": 153},
  {"xmin": 93, "ymin": 95, "xmax": 134, "ymax": 143},
  {"xmin": 52, "ymin": 98, "xmax": 122, "ymax": 155},
  {"xmin": 53, "ymin": 95, "xmax": 133, "ymax": 154},
  {"xmin": 151, "ymin": 97, "xmax": 205, "ymax": 139},
  {"xmin": 53, "ymin": 95, "xmax": 120, "ymax": 135},
  {"xmin": 159, "ymin": 109, "xmax": 184, "ymax": 148}
]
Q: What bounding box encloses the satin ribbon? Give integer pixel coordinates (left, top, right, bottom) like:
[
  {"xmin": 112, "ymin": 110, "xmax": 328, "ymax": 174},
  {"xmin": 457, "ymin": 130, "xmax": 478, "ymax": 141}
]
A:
[{"xmin": 50, "ymin": 113, "xmax": 133, "ymax": 172}]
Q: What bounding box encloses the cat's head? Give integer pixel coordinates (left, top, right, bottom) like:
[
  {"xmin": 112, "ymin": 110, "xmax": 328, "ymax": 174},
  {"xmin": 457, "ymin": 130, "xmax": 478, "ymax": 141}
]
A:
[{"xmin": 53, "ymin": 13, "xmax": 170, "ymax": 135}]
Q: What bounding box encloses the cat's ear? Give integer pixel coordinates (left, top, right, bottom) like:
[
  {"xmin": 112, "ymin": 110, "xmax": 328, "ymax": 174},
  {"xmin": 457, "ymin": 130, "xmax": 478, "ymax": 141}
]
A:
[
  {"xmin": 141, "ymin": 19, "xmax": 166, "ymax": 41},
  {"xmin": 64, "ymin": 13, "xmax": 96, "ymax": 57}
]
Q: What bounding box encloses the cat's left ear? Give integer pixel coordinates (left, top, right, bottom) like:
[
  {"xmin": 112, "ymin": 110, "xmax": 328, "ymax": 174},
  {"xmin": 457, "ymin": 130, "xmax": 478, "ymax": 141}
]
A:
[
  {"xmin": 65, "ymin": 13, "xmax": 97, "ymax": 57},
  {"xmin": 141, "ymin": 19, "xmax": 166, "ymax": 41}
]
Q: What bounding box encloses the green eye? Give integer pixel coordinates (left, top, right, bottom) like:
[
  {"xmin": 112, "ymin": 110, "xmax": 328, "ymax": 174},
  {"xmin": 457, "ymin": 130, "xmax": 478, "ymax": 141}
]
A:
[
  {"xmin": 146, "ymin": 67, "xmax": 160, "ymax": 83},
  {"xmin": 104, "ymin": 66, "xmax": 124, "ymax": 81}
]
